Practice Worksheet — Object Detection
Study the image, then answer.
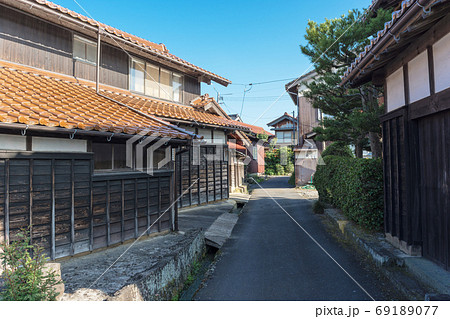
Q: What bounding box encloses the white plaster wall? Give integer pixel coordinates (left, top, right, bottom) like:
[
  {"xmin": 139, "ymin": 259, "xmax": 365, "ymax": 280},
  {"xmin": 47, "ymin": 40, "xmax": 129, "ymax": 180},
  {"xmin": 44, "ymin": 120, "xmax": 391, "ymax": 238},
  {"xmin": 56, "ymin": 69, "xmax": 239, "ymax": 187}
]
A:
[
  {"xmin": 0, "ymin": 134, "xmax": 27, "ymax": 151},
  {"xmin": 213, "ymin": 130, "xmax": 226, "ymax": 145},
  {"xmin": 386, "ymin": 67, "xmax": 405, "ymax": 112},
  {"xmin": 433, "ymin": 32, "xmax": 450, "ymax": 93},
  {"xmin": 197, "ymin": 128, "xmax": 212, "ymax": 143},
  {"xmin": 32, "ymin": 137, "xmax": 87, "ymax": 152},
  {"xmin": 408, "ymin": 50, "xmax": 430, "ymax": 103}
]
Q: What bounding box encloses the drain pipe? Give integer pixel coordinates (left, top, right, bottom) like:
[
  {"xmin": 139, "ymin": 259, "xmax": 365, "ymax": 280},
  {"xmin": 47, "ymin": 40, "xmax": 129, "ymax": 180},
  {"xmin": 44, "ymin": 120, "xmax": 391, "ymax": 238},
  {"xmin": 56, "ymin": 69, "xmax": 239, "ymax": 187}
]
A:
[{"xmin": 96, "ymin": 27, "xmax": 101, "ymax": 93}]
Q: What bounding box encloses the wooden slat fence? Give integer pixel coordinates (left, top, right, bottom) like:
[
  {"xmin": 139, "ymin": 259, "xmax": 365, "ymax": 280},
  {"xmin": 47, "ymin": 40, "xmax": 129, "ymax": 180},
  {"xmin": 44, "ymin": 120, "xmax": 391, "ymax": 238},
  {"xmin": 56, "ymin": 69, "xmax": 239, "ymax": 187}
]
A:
[
  {"xmin": 0, "ymin": 151, "xmax": 174, "ymax": 260},
  {"xmin": 176, "ymin": 145, "xmax": 229, "ymax": 208}
]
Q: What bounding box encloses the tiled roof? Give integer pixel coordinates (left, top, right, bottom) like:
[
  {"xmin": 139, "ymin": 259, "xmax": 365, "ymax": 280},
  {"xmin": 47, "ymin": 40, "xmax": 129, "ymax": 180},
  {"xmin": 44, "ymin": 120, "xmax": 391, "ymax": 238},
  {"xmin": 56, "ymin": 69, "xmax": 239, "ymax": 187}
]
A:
[
  {"xmin": 101, "ymin": 92, "xmax": 251, "ymax": 131},
  {"xmin": 30, "ymin": 0, "xmax": 230, "ymax": 86},
  {"xmin": 227, "ymin": 141, "xmax": 247, "ymax": 151},
  {"xmin": 0, "ymin": 62, "xmax": 192, "ymax": 139},
  {"xmin": 236, "ymin": 122, "xmax": 273, "ymax": 136},
  {"xmin": 190, "ymin": 95, "xmax": 272, "ymax": 136},
  {"xmin": 342, "ymin": 0, "xmax": 436, "ymax": 83}
]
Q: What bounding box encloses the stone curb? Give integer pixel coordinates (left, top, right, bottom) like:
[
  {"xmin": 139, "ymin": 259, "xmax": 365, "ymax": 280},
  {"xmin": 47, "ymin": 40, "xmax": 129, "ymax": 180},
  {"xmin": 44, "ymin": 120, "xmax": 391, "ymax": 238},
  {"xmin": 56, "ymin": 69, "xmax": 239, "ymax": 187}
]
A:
[
  {"xmin": 323, "ymin": 208, "xmax": 407, "ymax": 267},
  {"xmin": 323, "ymin": 208, "xmax": 450, "ymax": 299}
]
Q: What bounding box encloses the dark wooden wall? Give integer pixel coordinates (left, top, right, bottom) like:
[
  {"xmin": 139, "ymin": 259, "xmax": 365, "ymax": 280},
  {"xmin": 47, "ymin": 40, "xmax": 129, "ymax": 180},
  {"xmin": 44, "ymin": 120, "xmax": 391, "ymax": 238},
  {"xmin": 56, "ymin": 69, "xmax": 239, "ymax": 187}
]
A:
[
  {"xmin": 382, "ymin": 109, "xmax": 411, "ymax": 244},
  {"xmin": 0, "ymin": 5, "xmax": 200, "ymax": 104},
  {"xmin": 176, "ymin": 145, "xmax": 229, "ymax": 208},
  {"xmin": 91, "ymin": 172, "xmax": 172, "ymax": 250},
  {"xmin": 184, "ymin": 75, "xmax": 201, "ymax": 104},
  {"xmin": 382, "ymin": 107, "xmax": 450, "ymax": 270},
  {"xmin": 417, "ymin": 109, "xmax": 450, "ymax": 270},
  {"xmin": 0, "ymin": 151, "xmax": 173, "ymax": 260}
]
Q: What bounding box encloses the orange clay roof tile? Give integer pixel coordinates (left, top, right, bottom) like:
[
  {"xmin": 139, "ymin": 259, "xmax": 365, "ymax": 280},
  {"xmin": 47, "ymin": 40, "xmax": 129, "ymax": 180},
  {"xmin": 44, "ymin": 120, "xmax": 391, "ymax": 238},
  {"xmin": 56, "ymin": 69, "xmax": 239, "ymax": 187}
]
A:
[
  {"xmin": 0, "ymin": 62, "xmax": 192, "ymax": 140},
  {"xmin": 99, "ymin": 91, "xmax": 250, "ymax": 131}
]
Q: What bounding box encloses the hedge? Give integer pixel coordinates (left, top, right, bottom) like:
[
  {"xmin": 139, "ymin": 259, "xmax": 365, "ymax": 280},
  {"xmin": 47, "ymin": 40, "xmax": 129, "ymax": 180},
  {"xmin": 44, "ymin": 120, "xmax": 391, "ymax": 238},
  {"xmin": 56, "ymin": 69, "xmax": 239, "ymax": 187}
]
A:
[
  {"xmin": 321, "ymin": 142, "xmax": 353, "ymax": 158},
  {"xmin": 313, "ymin": 155, "xmax": 384, "ymax": 231}
]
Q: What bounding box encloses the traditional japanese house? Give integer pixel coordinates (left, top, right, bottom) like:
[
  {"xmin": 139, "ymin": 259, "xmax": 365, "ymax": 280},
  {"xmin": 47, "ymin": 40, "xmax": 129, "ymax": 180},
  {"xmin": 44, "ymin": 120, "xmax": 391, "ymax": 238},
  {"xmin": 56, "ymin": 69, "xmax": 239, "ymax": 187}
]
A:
[
  {"xmin": 267, "ymin": 112, "xmax": 299, "ymax": 147},
  {"xmin": 341, "ymin": 0, "xmax": 450, "ymax": 270},
  {"xmin": 0, "ymin": 0, "xmax": 248, "ymax": 259},
  {"xmin": 285, "ymin": 71, "xmax": 327, "ymax": 185},
  {"xmin": 228, "ymin": 114, "xmax": 274, "ymax": 175}
]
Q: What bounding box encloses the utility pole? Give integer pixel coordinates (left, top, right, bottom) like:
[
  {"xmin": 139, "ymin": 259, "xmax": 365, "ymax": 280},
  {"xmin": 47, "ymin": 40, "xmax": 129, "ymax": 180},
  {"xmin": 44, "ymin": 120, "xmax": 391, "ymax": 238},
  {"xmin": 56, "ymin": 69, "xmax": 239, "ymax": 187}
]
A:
[{"xmin": 292, "ymin": 111, "xmax": 296, "ymax": 146}]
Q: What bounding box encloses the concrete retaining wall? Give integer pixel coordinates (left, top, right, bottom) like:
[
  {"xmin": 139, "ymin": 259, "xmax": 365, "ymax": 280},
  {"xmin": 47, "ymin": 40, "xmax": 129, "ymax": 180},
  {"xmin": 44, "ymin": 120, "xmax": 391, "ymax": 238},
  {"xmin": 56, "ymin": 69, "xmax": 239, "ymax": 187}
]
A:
[{"xmin": 112, "ymin": 230, "xmax": 206, "ymax": 301}]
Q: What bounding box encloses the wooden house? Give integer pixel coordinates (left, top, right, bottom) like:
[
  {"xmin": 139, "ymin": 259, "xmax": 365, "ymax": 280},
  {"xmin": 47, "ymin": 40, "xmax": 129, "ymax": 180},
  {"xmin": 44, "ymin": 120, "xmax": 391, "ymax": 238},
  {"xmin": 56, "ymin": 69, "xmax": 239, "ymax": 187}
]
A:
[
  {"xmin": 228, "ymin": 114, "xmax": 274, "ymax": 175},
  {"xmin": 341, "ymin": 0, "xmax": 450, "ymax": 270},
  {"xmin": 0, "ymin": 0, "xmax": 249, "ymax": 260},
  {"xmin": 267, "ymin": 113, "xmax": 299, "ymax": 147},
  {"xmin": 286, "ymin": 71, "xmax": 326, "ymax": 185}
]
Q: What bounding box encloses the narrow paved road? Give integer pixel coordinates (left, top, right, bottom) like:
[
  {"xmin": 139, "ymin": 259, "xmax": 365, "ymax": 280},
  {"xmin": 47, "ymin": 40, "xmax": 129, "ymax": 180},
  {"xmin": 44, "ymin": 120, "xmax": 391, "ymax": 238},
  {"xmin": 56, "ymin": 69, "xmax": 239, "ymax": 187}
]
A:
[{"xmin": 195, "ymin": 177, "xmax": 391, "ymax": 301}]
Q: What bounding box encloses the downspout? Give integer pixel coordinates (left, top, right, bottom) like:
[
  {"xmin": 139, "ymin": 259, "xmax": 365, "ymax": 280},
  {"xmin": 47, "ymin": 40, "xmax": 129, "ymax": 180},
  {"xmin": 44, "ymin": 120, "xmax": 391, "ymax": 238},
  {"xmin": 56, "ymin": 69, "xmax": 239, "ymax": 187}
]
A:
[{"xmin": 96, "ymin": 27, "xmax": 101, "ymax": 93}]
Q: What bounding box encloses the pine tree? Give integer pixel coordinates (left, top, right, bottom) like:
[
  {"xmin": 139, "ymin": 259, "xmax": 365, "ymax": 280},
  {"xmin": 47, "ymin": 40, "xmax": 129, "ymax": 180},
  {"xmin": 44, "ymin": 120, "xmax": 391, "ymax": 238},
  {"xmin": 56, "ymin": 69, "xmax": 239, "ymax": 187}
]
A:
[{"xmin": 300, "ymin": 8, "xmax": 392, "ymax": 158}]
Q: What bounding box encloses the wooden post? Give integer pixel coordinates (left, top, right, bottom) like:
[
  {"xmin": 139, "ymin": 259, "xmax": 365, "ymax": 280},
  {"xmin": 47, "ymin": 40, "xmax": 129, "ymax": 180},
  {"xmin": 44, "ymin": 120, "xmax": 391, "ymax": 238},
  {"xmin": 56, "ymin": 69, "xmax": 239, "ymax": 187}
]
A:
[
  {"xmin": 4, "ymin": 159, "xmax": 9, "ymax": 245},
  {"xmin": 29, "ymin": 159, "xmax": 33, "ymax": 245},
  {"xmin": 205, "ymin": 148, "xmax": 209, "ymax": 203},
  {"xmin": 70, "ymin": 159, "xmax": 75, "ymax": 255},
  {"xmin": 89, "ymin": 158, "xmax": 94, "ymax": 251},
  {"xmin": 134, "ymin": 179, "xmax": 138, "ymax": 238},
  {"xmin": 198, "ymin": 155, "xmax": 201, "ymax": 205},
  {"xmin": 147, "ymin": 177, "xmax": 151, "ymax": 235},
  {"xmin": 213, "ymin": 147, "xmax": 216, "ymax": 201},
  {"xmin": 189, "ymin": 149, "xmax": 192, "ymax": 206},
  {"xmin": 220, "ymin": 159, "xmax": 223, "ymax": 200},
  {"xmin": 158, "ymin": 177, "xmax": 161, "ymax": 232},
  {"xmin": 179, "ymin": 153, "xmax": 183, "ymax": 208},
  {"xmin": 121, "ymin": 179, "xmax": 125, "ymax": 242},
  {"xmin": 51, "ymin": 159, "xmax": 56, "ymax": 260},
  {"xmin": 106, "ymin": 180, "xmax": 110, "ymax": 246}
]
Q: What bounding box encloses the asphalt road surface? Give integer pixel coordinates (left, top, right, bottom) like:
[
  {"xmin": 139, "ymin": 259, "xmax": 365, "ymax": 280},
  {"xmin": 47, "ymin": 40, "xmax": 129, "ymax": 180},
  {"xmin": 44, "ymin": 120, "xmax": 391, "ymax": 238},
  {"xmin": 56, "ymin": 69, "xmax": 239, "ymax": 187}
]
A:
[{"xmin": 194, "ymin": 177, "xmax": 392, "ymax": 301}]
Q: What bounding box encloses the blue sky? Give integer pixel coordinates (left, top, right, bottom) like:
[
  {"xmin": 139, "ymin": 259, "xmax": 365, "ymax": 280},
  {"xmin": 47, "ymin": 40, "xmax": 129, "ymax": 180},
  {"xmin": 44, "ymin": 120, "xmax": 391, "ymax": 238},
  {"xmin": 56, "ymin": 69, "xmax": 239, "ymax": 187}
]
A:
[{"xmin": 56, "ymin": 0, "xmax": 369, "ymax": 131}]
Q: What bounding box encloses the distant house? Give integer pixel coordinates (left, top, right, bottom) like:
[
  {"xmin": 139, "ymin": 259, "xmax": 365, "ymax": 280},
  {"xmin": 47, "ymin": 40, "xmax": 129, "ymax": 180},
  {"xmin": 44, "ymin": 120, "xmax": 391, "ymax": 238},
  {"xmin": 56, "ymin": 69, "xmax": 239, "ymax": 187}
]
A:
[
  {"xmin": 228, "ymin": 115, "xmax": 274, "ymax": 175},
  {"xmin": 267, "ymin": 113, "xmax": 299, "ymax": 147},
  {"xmin": 0, "ymin": 0, "xmax": 250, "ymax": 259},
  {"xmin": 342, "ymin": 0, "xmax": 450, "ymax": 270},
  {"xmin": 285, "ymin": 71, "xmax": 326, "ymax": 185}
]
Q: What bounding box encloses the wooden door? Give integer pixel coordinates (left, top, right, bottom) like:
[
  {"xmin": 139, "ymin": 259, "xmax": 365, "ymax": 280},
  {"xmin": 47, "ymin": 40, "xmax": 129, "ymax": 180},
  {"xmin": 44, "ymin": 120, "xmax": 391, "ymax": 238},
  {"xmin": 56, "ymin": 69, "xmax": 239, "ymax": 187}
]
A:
[{"xmin": 418, "ymin": 110, "xmax": 450, "ymax": 270}]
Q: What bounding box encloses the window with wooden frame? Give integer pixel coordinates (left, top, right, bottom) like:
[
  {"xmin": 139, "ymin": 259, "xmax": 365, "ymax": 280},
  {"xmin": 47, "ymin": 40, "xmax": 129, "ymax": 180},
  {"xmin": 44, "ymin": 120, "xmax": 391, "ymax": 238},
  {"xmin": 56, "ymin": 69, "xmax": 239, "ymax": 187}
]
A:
[
  {"xmin": 129, "ymin": 57, "xmax": 183, "ymax": 103},
  {"xmin": 73, "ymin": 35, "xmax": 97, "ymax": 64},
  {"xmin": 92, "ymin": 143, "xmax": 127, "ymax": 171}
]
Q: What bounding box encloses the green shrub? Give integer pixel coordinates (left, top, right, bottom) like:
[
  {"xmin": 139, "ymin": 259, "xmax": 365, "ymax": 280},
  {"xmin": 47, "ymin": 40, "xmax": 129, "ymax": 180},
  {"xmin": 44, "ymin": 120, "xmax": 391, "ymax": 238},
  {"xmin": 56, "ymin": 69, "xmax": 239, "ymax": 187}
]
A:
[
  {"xmin": 313, "ymin": 155, "xmax": 383, "ymax": 231},
  {"xmin": 321, "ymin": 142, "xmax": 354, "ymax": 158},
  {"xmin": 288, "ymin": 172, "xmax": 295, "ymax": 186},
  {"xmin": 275, "ymin": 164, "xmax": 285, "ymax": 175},
  {"xmin": 264, "ymin": 148, "xmax": 294, "ymax": 175},
  {"xmin": 0, "ymin": 229, "xmax": 62, "ymax": 301}
]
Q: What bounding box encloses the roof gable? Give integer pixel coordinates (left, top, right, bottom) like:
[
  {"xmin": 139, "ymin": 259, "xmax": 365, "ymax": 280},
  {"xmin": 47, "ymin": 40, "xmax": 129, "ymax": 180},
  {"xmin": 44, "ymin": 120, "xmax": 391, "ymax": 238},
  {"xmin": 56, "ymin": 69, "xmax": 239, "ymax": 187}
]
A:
[{"xmin": 267, "ymin": 112, "xmax": 298, "ymax": 127}]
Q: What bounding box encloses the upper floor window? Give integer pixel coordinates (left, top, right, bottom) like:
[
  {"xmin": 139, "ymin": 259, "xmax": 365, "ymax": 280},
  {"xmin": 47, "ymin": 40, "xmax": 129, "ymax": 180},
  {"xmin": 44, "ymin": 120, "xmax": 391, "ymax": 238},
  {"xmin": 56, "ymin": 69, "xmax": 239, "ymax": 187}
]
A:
[
  {"xmin": 130, "ymin": 57, "xmax": 183, "ymax": 103},
  {"xmin": 93, "ymin": 142, "xmax": 127, "ymax": 171},
  {"xmin": 276, "ymin": 131, "xmax": 293, "ymax": 144},
  {"xmin": 73, "ymin": 35, "xmax": 97, "ymax": 64}
]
